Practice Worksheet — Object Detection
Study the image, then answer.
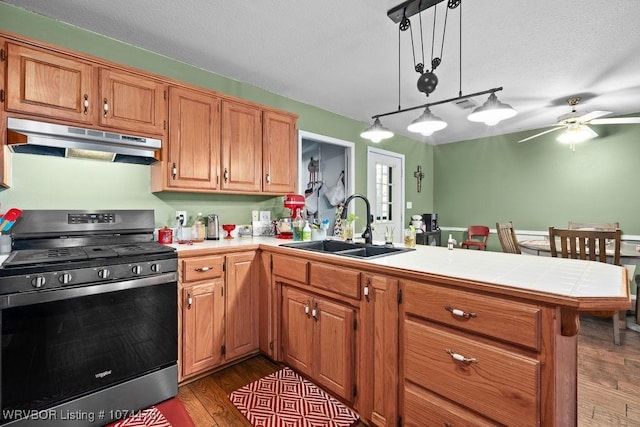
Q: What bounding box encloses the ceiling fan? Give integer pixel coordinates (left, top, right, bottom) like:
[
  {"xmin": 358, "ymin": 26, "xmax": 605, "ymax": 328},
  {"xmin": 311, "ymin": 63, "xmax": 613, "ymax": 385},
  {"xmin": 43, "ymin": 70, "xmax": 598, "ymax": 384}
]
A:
[{"xmin": 518, "ymin": 97, "xmax": 640, "ymax": 143}]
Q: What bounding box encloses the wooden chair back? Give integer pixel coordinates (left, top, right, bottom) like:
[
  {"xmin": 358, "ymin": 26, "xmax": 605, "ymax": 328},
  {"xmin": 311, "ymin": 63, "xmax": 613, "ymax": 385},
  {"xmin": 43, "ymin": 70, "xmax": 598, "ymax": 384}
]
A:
[
  {"xmin": 548, "ymin": 227, "xmax": 621, "ymax": 265},
  {"xmin": 496, "ymin": 221, "xmax": 521, "ymax": 254}
]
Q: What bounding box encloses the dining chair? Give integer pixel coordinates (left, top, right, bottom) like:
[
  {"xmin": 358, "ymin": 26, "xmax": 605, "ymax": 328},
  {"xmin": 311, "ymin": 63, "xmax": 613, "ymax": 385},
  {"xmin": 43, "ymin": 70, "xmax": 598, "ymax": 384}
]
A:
[
  {"xmin": 496, "ymin": 221, "xmax": 521, "ymax": 254},
  {"xmin": 460, "ymin": 225, "xmax": 490, "ymax": 250},
  {"xmin": 548, "ymin": 226, "xmax": 625, "ymax": 345}
]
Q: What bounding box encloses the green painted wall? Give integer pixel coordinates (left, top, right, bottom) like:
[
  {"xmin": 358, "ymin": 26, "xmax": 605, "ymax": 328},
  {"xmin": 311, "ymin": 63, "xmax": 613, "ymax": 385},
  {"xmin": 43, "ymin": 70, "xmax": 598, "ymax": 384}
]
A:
[
  {"xmin": 0, "ymin": 3, "xmax": 433, "ymax": 227},
  {"xmin": 434, "ymin": 123, "xmax": 640, "ymax": 239}
]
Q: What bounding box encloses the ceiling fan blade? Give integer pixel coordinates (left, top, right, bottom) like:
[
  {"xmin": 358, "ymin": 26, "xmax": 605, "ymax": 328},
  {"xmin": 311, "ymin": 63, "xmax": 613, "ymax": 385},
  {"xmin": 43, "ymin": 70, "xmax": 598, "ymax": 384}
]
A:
[
  {"xmin": 590, "ymin": 117, "xmax": 640, "ymax": 125},
  {"xmin": 578, "ymin": 111, "xmax": 612, "ymax": 122},
  {"xmin": 518, "ymin": 126, "xmax": 564, "ymax": 143}
]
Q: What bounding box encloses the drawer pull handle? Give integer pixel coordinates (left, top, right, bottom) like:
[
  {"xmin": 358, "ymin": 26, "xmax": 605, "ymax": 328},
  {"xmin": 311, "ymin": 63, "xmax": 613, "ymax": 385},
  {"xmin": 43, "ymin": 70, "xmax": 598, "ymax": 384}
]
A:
[
  {"xmin": 364, "ymin": 279, "xmax": 370, "ymax": 302},
  {"xmin": 445, "ymin": 305, "xmax": 477, "ymax": 319},
  {"xmin": 195, "ymin": 266, "xmax": 213, "ymax": 272},
  {"xmin": 103, "ymin": 98, "xmax": 109, "ymax": 118},
  {"xmin": 446, "ymin": 349, "xmax": 477, "ymax": 364}
]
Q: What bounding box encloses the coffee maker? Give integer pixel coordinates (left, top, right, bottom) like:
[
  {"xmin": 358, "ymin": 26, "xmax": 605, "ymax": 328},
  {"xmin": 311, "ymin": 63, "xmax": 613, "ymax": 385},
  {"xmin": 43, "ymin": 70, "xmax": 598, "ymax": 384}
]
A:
[{"xmin": 422, "ymin": 213, "xmax": 439, "ymax": 231}]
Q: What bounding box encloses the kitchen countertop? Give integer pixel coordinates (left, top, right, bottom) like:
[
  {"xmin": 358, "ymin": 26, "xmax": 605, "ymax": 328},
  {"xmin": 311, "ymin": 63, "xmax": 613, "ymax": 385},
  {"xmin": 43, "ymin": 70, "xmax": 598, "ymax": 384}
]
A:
[{"xmin": 172, "ymin": 237, "xmax": 629, "ymax": 302}]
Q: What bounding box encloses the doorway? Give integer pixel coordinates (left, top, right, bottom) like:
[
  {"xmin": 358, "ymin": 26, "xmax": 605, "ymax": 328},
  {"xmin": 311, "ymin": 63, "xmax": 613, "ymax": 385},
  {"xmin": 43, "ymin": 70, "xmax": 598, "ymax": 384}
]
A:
[
  {"xmin": 367, "ymin": 147, "xmax": 405, "ymax": 244},
  {"xmin": 298, "ymin": 131, "xmax": 355, "ymax": 235}
]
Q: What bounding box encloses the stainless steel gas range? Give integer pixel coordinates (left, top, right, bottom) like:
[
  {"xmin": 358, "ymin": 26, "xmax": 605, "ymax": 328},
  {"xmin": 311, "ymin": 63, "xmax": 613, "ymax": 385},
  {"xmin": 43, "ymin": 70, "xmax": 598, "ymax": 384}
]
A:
[{"xmin": 0, "ymin": 210, "xmax": 178, "ymax": 426}]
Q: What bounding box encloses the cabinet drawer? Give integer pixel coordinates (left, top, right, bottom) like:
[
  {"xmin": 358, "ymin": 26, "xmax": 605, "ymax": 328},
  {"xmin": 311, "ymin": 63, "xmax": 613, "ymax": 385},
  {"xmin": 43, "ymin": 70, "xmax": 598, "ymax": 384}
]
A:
[
  {"xmin": 309, "ymin": 263, "xmax": 360, "ymax": 299},
  {"xmin": 181, "ymin": 255, "xmax": 224, "ymax": 282},
  {"xmin": 404, "ymin": 382, "xmax": 499, "ymax": 427},
  {"xmin": 404, "ymin": 319, "xmax": 539, "ymax": 427},
  {"xmin": 272, "ymin": 254, "xmax": 308, "ymax": 284},
  {"xmin": 403, "ymin": 280, "xmax": 541, "ymax": 351}
]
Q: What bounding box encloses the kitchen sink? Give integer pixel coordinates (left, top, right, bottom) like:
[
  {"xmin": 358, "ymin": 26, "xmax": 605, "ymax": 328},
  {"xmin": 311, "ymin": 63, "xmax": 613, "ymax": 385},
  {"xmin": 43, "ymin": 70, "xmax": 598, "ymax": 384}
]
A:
[{"xmin": 280, "ymin": 239, "xmax": 414, "ymax": 259}]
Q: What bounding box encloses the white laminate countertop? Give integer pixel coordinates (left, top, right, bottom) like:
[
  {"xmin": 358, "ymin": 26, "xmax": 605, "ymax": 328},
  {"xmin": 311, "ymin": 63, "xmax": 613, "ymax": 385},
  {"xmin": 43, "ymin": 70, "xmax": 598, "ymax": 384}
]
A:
[{"xmin": 171, "ymin": 237, "xmax": 628, "ymax": 300}]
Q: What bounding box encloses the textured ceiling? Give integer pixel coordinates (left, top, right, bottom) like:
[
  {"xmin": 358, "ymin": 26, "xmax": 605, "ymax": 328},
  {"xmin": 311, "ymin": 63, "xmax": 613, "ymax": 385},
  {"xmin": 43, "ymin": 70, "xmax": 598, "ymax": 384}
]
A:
[{"xmin": 3, "ymin": 0, "xmax": 640, "ymax": 145}]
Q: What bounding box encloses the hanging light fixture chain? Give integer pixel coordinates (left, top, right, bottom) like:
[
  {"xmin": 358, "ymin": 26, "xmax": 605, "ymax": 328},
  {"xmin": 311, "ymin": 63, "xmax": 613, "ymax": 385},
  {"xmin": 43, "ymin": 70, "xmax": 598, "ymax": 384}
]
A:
[
  {"xmin": 458, "ymin": 0, "xmax": 462, "ymax": 97},
  {"xmin": 430, "ymin": 4, "xmax": 437, "ymax": 70},
  {"xmin": 437, "ymin": 5, "xmax": 449, "ymax": 69}
]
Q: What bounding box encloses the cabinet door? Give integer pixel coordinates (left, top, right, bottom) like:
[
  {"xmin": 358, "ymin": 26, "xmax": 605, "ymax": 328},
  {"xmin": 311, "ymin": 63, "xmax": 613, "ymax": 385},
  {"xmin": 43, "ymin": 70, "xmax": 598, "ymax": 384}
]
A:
[
  {"xmin": 360, "ymin": 275, "xmax": 398, "ymax": 425},
  {"xmin": 281, "ymin": 286, "xmax": 314, "ymax": 376},
  {"xmin": 0, "ymin": 40, "xmax": 10, "ymax": 190},
  {"xmin": 221, "ymin": 100, "xmax": 262, "ymax": 192},
  {"xmin": 314, "ymin": 296, "xmax": 356, "ymax": 403},
  {"xmin": 182, "ymin": 280, "xmax": 225, "ymax": 377},
  {"xmin": 6, "ymin": 42, "xmax": 94, "ymax": 124},
  {"xmin": 225, "ymin": 251, "xmax": 258, "ymax": 360},
  {"xmin": 99, "ymin": 68, "xmax": 166, "ymax": 135},
  {"xmin": 262, "ymin": 110, "xmax": 297, "ymax": 194},
  {"xmin": 167, "ymin": 86, "xmax": 220, "ymax": 190}
]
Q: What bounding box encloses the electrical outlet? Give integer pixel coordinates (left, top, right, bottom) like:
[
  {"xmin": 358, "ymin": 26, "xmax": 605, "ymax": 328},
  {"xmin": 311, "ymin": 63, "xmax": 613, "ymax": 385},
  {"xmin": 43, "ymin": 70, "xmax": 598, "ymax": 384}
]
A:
[{"xmin": 175, "ymin": 210, "xmax": 187, "ymax": 225}]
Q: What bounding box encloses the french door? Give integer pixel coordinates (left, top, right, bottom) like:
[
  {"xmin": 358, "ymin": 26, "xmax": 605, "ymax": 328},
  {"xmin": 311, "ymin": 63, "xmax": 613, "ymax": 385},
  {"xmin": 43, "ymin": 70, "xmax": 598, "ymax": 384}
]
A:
[{"xmin": 367, "ymin": 147, "xmax": 405, "ymax": 244}]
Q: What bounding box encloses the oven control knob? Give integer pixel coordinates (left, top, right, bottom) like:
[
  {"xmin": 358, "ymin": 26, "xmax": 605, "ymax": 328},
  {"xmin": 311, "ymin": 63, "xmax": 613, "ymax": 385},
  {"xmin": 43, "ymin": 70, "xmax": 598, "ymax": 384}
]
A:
[
  {"xmin": 59, "ymin": 273, "xmax": 72, "ymax": 284},
  {"xmin": 151, "ymin": 263, "xmax": 161, "ymax": 273},
  {"xmin": 132, "ymin": 265, "xmax": 142, "ymax": 275},
  {"xmin": 31, "ymin": 276, "xmax": 46, "ymax": 288},
  {"xmin": 98, "ymin": 269, "xmax": 111, "ymax": 279}
]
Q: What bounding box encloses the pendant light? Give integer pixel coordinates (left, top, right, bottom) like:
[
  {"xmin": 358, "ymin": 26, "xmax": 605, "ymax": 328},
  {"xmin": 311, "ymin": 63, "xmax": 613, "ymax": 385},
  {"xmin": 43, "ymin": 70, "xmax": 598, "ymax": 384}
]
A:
[
  {"xmin": 407, "ymin": 107, "xmax": 447, "ymax": 136},
  {"xmin": 360, "ymin": 118, "xmax": 394, "ymax": 143},
  {"xmin": 467, "ymin": 92, "xmax": 518, "ymax": 126}
]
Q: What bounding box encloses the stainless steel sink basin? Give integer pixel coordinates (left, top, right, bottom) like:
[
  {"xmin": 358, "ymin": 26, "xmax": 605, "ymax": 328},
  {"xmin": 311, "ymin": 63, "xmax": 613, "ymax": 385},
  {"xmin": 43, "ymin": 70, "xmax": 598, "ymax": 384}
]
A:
[{"xmin": 280, "ymin": 239, "xmax": 414, "ymax": 259}]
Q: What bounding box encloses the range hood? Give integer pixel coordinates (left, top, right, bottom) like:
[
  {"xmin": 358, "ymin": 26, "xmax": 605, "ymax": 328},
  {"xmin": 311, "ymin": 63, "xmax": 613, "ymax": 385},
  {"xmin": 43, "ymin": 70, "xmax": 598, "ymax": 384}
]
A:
[{"xmin": 7, "ymin": 118, "xmax": 162, "ymax": 165}]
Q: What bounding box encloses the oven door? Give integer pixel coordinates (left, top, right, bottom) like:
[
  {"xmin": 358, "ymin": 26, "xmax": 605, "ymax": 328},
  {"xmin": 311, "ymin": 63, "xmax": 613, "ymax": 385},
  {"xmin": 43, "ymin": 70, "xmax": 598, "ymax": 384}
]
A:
[{"xmin": 0, "ymin": 273, "xmax": 177, "ymax": 422}]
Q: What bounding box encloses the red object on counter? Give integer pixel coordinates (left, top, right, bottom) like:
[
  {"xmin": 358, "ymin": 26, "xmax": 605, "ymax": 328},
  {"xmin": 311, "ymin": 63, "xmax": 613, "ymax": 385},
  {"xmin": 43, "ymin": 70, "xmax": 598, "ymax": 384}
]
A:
[{"xmin": 158, "ymin": 226, "xmax": 173, "ymax": 244}]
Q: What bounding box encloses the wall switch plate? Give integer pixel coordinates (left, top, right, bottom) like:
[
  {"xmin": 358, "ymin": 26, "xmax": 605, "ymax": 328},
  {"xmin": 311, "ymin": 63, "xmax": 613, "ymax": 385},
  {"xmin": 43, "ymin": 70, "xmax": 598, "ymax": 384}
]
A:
[
  {"xmin": 176, "ymin": 210, "xmax": 187, "ymax": 225},
  {"xmin": 406, "ymin": 201, "xmax": 412, "ymax": 209}
]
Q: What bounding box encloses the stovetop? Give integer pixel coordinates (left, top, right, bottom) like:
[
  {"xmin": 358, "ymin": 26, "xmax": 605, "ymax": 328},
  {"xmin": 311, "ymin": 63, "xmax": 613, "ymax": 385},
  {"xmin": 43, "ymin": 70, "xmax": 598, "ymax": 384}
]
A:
[{"xmin": 3, "ymin": 242, "xmax": 175, "ymax": 267}]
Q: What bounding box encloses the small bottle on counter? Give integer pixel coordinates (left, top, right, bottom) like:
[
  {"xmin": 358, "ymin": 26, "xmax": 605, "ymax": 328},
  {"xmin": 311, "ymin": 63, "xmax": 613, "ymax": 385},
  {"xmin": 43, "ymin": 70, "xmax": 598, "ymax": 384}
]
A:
[
  {"xmin": 192, "ymin": 213, "xmax": 205, "ymax": 242},
  {"xmin": 447, "ymin": 234, "xmax": 454, "ymax": 250},
  {"xmin": 302, "ymin": 221, "xmax": 312, "ymax": 241}
]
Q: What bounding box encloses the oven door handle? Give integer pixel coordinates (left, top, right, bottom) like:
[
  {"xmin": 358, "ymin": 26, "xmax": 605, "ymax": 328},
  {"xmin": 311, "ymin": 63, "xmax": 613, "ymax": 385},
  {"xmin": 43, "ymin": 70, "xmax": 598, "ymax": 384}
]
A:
[{"xmin": 0, "ymin": 272, "xmax": 177, "ymax": 309}]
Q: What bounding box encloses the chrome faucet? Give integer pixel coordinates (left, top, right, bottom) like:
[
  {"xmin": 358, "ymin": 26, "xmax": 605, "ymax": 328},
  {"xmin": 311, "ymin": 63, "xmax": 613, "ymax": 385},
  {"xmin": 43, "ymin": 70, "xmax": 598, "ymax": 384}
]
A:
[{"xmin": 341, "ymin": 193, "xmax": 373, "ymax": 244}]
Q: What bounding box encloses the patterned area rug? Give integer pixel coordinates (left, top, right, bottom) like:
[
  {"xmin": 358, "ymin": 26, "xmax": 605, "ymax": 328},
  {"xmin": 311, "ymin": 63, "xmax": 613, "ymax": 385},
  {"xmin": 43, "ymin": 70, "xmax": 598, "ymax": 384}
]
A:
[
  {"xmin": 106, "ymin": 398, "xmax": 194, "ymax": 427},
  {"xmin": 229, "ymin": 367, "xmax": 360, "ymax": 427}
]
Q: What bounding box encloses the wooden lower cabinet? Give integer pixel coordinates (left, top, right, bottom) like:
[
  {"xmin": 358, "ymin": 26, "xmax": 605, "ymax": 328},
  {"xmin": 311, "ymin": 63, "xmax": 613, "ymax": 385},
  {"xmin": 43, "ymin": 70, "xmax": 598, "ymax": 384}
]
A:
[
  {"xmin": 281, "ymin": 285, "xmax": 356, "ymax": 403},
  {"xmin": 182, "ymin": 279, "xmax": 225, "ymax": 377},
  {"xmin": 179, "ymin": 251, "xmax": 258, "ymax": 382},
  {"xmin": 225, "ymin": 251, "xmax": 259, "ymax": 360},
  {"xmin": 359, "ymin": 274, "xmax": 399, "ymax": 426}
]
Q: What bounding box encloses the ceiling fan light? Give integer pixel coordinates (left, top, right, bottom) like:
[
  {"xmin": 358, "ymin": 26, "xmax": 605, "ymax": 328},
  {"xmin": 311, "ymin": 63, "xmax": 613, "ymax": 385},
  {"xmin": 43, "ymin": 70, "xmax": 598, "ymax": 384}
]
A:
[
  {"xmin": 467, "ymin": 93, "xmax": 517, "ymax": 126},
  {"xmin": 556, "ymin": 124, "xmax": 598, "ymax": 144},
  {"xmin": 407, "ymin": 107, "xmax": 448, "ymax": 135},
  {"xmin": 360, "ymin": 118, "xmax": 394, "ymax": 143}
]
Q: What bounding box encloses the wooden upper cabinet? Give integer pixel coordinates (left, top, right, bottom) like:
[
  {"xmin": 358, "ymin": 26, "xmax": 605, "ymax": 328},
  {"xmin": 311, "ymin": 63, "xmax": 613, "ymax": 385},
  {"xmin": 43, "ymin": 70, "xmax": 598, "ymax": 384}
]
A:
[
  {"xmin": 98, "ymin": 68, "xmax": 166, "ymax": 135},
  {"xmin": 263, "ymin": 110, "xmax": 297, "ymax": 194},
  {"xmin": 5, "ymin": 42, "xmax": 94, "ymax": 124},
  {"xmin": 167, "ymin": 86, "xmax": 220, "ymax": 190},
  {"xmin": 221, "ymin": 100, "xmax": 262, "ymax": 192}
]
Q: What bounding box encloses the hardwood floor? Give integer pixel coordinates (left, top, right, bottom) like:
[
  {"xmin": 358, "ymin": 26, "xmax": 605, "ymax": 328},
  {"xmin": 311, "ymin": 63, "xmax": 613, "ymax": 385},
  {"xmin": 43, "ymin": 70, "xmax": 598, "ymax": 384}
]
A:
[{"xmin": 178, "ymin": 315, "xmax": 640, "ymax": 426}]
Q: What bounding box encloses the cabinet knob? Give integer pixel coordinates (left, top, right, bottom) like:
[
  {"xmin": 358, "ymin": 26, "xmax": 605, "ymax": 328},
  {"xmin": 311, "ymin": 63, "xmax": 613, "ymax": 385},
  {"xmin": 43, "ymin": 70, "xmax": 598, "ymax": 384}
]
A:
[
  {"xmin": 103, "ymin": 98, "xmax": 109, "ymax": 118},
  {"xmin": 445, "ymin": 305, "xmax": 477, "ymax": 319},
  {"xmin": 304, "ymin": 300, "xmax": 311, "ymax": 318}
]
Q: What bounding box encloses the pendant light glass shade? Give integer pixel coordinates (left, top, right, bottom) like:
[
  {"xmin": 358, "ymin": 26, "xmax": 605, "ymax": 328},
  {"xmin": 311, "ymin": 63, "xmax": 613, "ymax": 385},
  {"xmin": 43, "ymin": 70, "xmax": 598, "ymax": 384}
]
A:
[
  {"xmin": 407, "ymin": 107, "xmax": 448, "ymax": 136},
  {"xmin": 467, "ymin": 93, "xmax": 517, "ymax": 126},
  {"xmin": 360, "ymin": 118, "xmax": 394, "ymax": 143},
  {"xmin": 556, "ymin": 124, "xmax": 598, "ymax": 144}
]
